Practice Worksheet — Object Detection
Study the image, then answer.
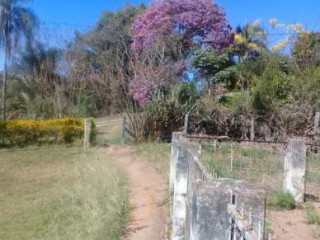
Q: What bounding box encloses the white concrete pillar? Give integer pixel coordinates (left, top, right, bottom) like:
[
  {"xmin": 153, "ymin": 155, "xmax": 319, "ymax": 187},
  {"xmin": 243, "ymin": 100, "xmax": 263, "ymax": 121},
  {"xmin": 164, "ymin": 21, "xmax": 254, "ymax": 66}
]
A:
[{"xmin": 283, "ymin": 139, "xmax": 307, "ymax": 203}]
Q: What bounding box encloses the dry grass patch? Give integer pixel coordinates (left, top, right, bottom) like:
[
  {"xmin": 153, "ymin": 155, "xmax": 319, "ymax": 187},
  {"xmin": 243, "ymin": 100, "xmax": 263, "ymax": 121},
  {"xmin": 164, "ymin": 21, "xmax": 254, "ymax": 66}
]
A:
[{"xmin": 0, "ymin": 146, "xmax": 128, "ymax": 240}]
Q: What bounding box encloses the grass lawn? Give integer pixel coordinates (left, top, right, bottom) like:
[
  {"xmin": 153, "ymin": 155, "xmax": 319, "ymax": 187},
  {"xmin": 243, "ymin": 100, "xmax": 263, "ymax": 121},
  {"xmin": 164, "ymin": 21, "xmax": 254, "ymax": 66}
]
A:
[{"xmin": 0, "ymin": 146, "xmax": 128, "ymax": 240}]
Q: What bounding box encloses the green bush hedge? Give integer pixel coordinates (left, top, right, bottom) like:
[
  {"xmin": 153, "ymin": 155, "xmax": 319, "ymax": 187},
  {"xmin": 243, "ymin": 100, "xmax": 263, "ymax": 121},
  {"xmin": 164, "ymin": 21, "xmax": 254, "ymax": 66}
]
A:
[{"xmin": 0, "ymin": 118, "xmax": 84, "ymax": 146}]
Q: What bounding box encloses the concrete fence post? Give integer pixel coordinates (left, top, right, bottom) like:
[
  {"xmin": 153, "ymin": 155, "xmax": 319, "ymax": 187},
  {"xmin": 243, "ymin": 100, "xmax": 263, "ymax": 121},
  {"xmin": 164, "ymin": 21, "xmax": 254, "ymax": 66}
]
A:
[
  {"xmin": 171, "ymin": 133, "xmax": 189, "ymax": 240},
  {"xmin": 83, "ymin": 118, "xmax": 88, "ymax": 148},
  {"xmin": 184, "ymin": 114, "xmax": 189, "ymax": 135},
  {"xmin": 122, "ymin": 116, "xmax": 127, "ymax": 140},
  {"xmin": 314, "ymin": 111, "xmax": 320, "ymax": 134},
  {"xmin": 283, "ymin": 139, "xmax": 307, "ymax": 203},
  {"xmin": 250, "ymin": 117, "xmax": 255, "ymax": 141},
  {"xmin": 170, "ymin": 133, "xmax": 180, "ymax": 195},
  {"xmin": 230, "ymin": 143, "xmax": 234, "ymax": 173}
]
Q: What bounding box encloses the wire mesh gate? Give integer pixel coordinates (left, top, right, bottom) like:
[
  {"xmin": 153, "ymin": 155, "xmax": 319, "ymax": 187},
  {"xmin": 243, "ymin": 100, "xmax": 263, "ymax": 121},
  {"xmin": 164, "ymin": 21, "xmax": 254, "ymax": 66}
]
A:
[{"xmin": 306, "ymin": 144, "xmax": 320, "ymax": 201}]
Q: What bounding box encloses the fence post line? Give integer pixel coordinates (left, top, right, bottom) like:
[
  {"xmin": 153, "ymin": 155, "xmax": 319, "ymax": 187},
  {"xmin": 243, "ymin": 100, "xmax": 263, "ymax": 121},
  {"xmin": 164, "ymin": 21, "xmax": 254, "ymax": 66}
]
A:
[
  {"xmin": 213, "ymin": 139, "xmax": 217, "ymax": 152},
  {"xmin": 184, "ymin": 113, "xmax": 189, "ymax": 135},
  {"xmin": 314, "ymin": 111, "xmax": 320, "ymax": 134},
  {"xmin": 263, "ymin": 198, "xmax": 267, "ymax": 240},
  {"xmin": 230, "ymin": 143, "xmax": 234, "ymax": 173},
  {"xmin": 283, "ymin": 139, "xmax": 307, "ymax": 203},
  {"xmin": 122, "ymin": 116, "xmax": 127, "ymax": 140},
  {"xmin": 171, "ymin": 133, "xmax": 189, "ymax": 240},
  {"xmin": 258, "ymin": 219, "xmax": 262, "ymax": 240},
  {"xmin": 83, "ymin": 118, "xmax": 87, "ymax": 148},
  {"xmin": 250, "ymin": 116, "xmax": 255, "ymax": 141},
  {"xmin": 241, "ymin": 203, "xmax": 244, "ymax": 216}
]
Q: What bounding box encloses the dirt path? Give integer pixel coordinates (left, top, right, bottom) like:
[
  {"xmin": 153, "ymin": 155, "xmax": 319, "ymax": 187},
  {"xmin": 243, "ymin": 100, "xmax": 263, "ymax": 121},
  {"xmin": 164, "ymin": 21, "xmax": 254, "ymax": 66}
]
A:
[
  {"xmin": 108, "ymin": 145, "xmax": 169, "ymax": 240},
  {"xmin": 269, "ymin": 207, "xmax": 320, "ymax": 240}
]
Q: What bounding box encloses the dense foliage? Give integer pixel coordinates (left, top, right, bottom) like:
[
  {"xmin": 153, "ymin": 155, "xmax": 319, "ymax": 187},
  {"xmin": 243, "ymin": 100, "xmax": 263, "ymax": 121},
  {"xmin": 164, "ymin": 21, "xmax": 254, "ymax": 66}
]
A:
[
  {"xmin": 1, "ymin": 0, "xmax": 320, "ymax": 142},
  {"xmin": 131, "ymin": 0, "xmax": 233, "ymax": 52}
]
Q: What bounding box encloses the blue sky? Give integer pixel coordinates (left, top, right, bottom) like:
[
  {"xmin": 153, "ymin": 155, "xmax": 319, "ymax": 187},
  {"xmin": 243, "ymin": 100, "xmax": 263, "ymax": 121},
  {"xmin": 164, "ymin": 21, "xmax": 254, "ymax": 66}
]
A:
[{"xmin": 28, "ymin": 0, "xmax": 320, "ymax": 34}]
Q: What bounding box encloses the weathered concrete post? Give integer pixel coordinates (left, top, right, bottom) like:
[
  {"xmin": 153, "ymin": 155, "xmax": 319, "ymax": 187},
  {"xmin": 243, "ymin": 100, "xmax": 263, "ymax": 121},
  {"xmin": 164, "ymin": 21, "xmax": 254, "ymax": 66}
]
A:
[
  {"xmin": 122, "ymin": 116, "xmax": 127, "ymax": 139},
  {"xmin": 283, "ymin": 139, "xmax": 307, "ymax": 203},
  {"xmin": 314, "ymin": 111, "xmax": 320, "ymax": 134},
  {"xmin": 171, "ymin": 133, "xmax": 189, "ymax": 240},
  {"xmin": 250, "ymin": 117, "xmax": 255, "ymax": 141},
  {"xmin": 83, "ymin": 118, "xmax": 88, "ymax": 148},
  {"xmin": 170, "ymin": 133, "xmax": 180, "ymax": 195},
  {"xmin": 184, "ymin": 114, "xmax": 189, "ymax": 135}
]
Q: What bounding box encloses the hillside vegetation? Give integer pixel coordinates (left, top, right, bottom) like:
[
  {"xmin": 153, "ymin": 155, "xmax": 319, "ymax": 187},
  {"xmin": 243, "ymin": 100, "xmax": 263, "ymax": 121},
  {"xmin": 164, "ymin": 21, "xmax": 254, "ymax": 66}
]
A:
[{"xmin": 1, "ymin": 0, "xmax": 319, "ymax": 143}]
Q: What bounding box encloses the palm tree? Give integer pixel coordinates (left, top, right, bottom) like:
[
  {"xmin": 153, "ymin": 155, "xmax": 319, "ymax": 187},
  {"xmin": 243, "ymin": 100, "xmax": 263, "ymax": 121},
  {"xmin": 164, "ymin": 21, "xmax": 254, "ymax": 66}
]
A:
[
  {"xmin": 234, "ymin": 22, "xmax": 267, "ymax": 61},
  {"xmin": 0, "ymin": 0, "xmax": 38, "ymax": 120}
]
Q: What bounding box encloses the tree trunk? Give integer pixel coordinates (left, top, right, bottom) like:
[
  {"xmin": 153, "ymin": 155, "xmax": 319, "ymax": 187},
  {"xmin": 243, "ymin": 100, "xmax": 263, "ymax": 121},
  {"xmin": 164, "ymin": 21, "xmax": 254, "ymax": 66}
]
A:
[{"xmin": 2, "ymin": 36, "xmax": 8, "ymax": 120}]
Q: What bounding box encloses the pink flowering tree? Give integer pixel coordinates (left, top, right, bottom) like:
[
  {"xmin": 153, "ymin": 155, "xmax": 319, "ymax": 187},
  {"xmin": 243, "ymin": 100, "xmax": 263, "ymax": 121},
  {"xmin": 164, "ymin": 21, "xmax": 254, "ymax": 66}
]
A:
[
  {"xmin": 131, "ymin": 0, "xmax": 233, "ymax": 52},
  {"xmin": 129, "ymin": 58, "xmax": 185, "ymax": 107},
  {"xmin": 130, "ymin": 0, "xmax": 234, "ymax": 106}
]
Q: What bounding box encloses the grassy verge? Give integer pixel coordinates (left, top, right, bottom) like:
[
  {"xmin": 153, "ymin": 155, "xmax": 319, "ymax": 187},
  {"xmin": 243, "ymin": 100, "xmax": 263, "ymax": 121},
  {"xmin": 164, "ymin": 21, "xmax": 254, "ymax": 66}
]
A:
[
  {"xmin": 306, "ymin": 205, "xmax": 320, "ymax": 225},
  {"xmin": 133, "ymin": 142, "xmax": 171, "ymax": 176},
  {"xmin": 267, "ymin": 192, "xmax": 296, "ymax": 210},
  {"xmin": 0, "ymin": 146, "xmax": 128, "ymax": 240}
]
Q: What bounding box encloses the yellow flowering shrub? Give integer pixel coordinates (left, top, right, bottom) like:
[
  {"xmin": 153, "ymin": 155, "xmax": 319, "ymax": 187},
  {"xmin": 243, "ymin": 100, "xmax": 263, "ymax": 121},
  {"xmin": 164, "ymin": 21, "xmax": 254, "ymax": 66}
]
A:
[
  {"xmin": 234, "ymin": 33, "xmax": 245, "ymax": 44},
  {"xmin": 0, "ymin": 118, "xmax": 84, "ymax": 145},
  {"xmin": 271, "ymin": 39, "xmax": 290, "ymax": 52},
  {"xmin": 247, "ymin": 42, "xmax": 258, "ymax": 49}
]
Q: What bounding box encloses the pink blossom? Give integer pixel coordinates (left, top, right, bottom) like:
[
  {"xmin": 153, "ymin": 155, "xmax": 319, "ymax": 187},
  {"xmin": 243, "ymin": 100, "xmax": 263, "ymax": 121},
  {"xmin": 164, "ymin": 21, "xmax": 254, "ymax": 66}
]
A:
[{"xmin": 131, "ymin": 0, "xmax": 234, "ymax": 52}]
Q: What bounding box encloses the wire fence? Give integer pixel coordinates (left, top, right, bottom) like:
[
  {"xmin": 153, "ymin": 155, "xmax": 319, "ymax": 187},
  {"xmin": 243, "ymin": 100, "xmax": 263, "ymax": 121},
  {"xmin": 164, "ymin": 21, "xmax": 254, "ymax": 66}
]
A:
[
  {"xmin": 187, "ymin": 135, "xmax": 320, "ymax": 202},
  {"xmin": 200, "ymin": 139, "xmax": 286, "ymax": 196},
  {"xmin": 306, "ymin": 144, "xmax": 320, "ymax": 201}
]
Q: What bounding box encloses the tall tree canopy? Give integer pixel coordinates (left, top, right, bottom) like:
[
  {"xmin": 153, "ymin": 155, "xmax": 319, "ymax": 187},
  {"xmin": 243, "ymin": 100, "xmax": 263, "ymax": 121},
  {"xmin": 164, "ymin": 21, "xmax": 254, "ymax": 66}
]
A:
[
  {"xmin": 292, "ymin": 32, "xmax": 320, "ymax": 67},
  {"xmin": 65, "ymin": 4, "xmax": 146, "ymax": 115},
  {"xmin": 0, "ymin": 0, "xmax": 38, "ymax": 119},
  {"xmin": 131, "ymin": 0, "xmax": 233, "ymax": 53}
]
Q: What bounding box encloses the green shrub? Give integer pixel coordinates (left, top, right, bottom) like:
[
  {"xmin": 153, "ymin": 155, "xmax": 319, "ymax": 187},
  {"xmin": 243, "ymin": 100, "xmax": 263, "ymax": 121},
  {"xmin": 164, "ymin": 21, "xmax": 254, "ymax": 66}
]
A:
[
  {"xmin": 89, "ymin": 120, "xmax": 98, "ymax": 146},
  {"xmin": 306, "ymin": 205, "xmax": 320, "ymax": 225},
  {"xmin": 146, "ymin": 98, "xmax": 185, "ymax": 140},
  {"xmin": 190, "ymin": 95, "xmax": 235, "ymax": 137},
  {"xmin": 2, "ymin": 118, "xmax": 84, "ymax": 146},
  {"xmin": 174, "ymin": 82, "xmax": 199, "ymax": 108},
  {"xmin": 268, "ymin": 192, "xmax": 296, "ymax": 210}
]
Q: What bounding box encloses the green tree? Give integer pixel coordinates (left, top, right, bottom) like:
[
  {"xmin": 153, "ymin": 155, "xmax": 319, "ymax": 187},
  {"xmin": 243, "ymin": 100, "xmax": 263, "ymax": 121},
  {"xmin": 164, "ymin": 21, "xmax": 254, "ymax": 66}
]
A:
[
  {"xmin": 234, "ymin": 22, "xmax": 267, "ymax": 61},
  {"xmin": 292, "ymin": 32, "xmax": 320, "ymax": 67},
  {"xmin": 252, "ymin": 60, "xmax": 292, "ymax": 114},
  {"xmin": 0, "ymin": 0, "xmax": 38, "ymax": 120},
  {"xmin": 193, "ymin": 47, "xmax": 237, "ymax": 89},
  {"xmin": 66, "ymin": 4, "xmax": 146, "ymax": 114},
  {"xmin": 8, "ymin": 41, "xmax": 62, "ymax": 118}
]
